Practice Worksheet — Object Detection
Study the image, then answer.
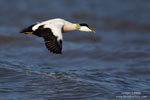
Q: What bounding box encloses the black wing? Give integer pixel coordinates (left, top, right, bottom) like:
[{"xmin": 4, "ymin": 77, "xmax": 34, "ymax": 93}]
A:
[{"xmin": 41, "ymin": 28, "xmax": 62, "ymax": 54}]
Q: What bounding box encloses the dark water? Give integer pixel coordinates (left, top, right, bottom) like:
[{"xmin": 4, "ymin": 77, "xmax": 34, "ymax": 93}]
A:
[{"xmin": 0, "ymin": 0, "xmax": 150, "ymax": 100}]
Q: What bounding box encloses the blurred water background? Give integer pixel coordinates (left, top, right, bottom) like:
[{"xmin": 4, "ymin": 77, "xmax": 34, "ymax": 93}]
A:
[{"xmin": 0, "ymin": 0, "xmax": 150, "ymax": 100}]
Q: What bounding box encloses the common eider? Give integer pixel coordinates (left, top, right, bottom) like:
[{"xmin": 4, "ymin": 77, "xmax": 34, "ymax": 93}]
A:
[{"xmin": 20, "ymin": 18, "xmax": 95, "ymax": 54}]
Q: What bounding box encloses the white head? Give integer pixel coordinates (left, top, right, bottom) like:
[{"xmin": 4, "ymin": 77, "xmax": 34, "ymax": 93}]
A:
[{"xmin": 76, "ymin": 23, "xmax": 96, "ymax": 33}]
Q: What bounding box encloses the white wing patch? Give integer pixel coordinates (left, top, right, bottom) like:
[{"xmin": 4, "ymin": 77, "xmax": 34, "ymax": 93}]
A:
[
  {"xmin": 44, "ymin": 22, "xmax": 64, "ymax": 41},
  {"xmin": 32, "ymin": 24, "xmax": 41, "ymax": 31},
  {"xmin": 32, "ymin": 18, "xmax": 65, "ymax": 31},
  {"xmin": 32, "ymin": 18, "xmax": 70, "ymax": 41}
]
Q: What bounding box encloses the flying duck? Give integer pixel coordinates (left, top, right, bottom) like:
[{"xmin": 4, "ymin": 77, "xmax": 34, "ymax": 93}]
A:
[{"xmin": 20, "ymin": 18, "xmax": 95, "ymax": 54}]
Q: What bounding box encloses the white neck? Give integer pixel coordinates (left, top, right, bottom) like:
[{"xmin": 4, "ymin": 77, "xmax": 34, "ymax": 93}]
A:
[
  {"xmin": 63, "ymin": 22, "xmax": 93, "ymax": 33},
  {"xmin": 63, "ymin": 23, "xmax": 77, "ymax": 32}
]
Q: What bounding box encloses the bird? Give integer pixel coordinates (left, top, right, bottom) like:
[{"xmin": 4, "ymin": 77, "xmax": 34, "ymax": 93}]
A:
[{"xmin": 20, "ymin": 18, "xmax": 95, "ymax": 54}]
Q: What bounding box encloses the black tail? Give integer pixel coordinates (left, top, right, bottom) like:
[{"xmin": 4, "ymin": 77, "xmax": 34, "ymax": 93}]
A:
[{"xmin": 20, "ymin": 24, "xmax": 35, "ymax": 34}]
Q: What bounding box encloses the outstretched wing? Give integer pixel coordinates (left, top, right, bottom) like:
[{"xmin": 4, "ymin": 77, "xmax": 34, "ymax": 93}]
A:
[
  {"xmin": 21, "ymin": 20, "xmax": 64, "ymax": 54},
  {"xmin": 41, "ymin": 28, "xmax": 63, "ymax": 54}
]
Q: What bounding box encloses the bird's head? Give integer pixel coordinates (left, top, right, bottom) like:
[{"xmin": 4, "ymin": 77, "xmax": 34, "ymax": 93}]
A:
[{"xmin": 76, "ymin": 23, "xmax": 96, "ymax": 33}]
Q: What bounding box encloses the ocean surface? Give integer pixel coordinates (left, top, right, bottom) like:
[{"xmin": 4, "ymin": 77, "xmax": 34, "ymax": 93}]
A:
[{"xmin": 0, "ymin": 0, "xmax": 150, "ymax": 100}]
